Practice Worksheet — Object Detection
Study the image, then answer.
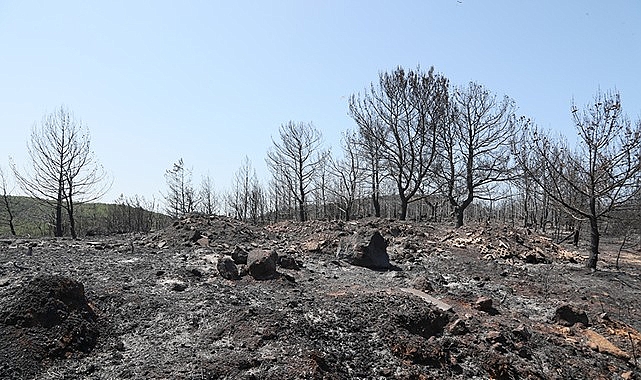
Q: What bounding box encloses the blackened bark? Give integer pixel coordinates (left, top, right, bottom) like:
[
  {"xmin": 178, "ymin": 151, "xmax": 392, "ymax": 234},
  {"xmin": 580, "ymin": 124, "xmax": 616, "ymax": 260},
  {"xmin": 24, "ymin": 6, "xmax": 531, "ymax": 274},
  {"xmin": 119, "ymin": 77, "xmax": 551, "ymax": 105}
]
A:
[{"xmin": 587, "ymin": 216, "xmax": 599, "ymax": 269}]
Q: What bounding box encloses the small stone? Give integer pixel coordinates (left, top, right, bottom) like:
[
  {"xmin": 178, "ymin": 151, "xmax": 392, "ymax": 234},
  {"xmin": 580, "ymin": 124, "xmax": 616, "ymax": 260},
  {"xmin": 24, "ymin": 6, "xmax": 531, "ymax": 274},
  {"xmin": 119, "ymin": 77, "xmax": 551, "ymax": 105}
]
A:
[
  {"xmin": 512, "ymin": 325, "xmax": 531, "ymax": 341},
  {"xmin": 474, "ymin": 296, "xmax": 493, "ymax": 312},
  {"xmin": 217, "ymin": 257, "xmax": 240, "ymax": 280},
  {"xmin": 410, "ymin": 275, "xmax": 434, "ymax": 292},
  {"xmin": 448, "ymin": 319, "xmax": 468, "ymax": 335},
  {"xmin": 189, "ymin": 229, "xmax": 202, "ymax": 242},
  {"xmin": 170, "ymin": 281, "xmax": 188, "ymax": 292},
  {"xmin": 196, "ymin": 237, "xmax": 209, "ymax": 247},
  {"xmin": 278, "ymin": 254, "xmax": 300, "ymax": 270},
  {"xmin": 302, "ymin": 240, "xmax": 323, "ymax": 252},
  {"xmin": 486, "ymin": 330, "xmax": 507, "ymax": 344}
]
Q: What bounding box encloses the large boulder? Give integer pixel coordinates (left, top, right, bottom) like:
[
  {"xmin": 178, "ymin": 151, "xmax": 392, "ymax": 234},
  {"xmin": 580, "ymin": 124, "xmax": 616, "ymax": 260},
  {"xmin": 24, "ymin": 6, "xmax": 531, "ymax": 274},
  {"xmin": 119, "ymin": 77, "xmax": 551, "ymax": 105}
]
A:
[
  {"xmin": 343, "ymin": 231, "xmax": 391, "ymax": 270},
  {"xmin": 247, "ymin": 249, "xmax": 279, "ymax": 280}
]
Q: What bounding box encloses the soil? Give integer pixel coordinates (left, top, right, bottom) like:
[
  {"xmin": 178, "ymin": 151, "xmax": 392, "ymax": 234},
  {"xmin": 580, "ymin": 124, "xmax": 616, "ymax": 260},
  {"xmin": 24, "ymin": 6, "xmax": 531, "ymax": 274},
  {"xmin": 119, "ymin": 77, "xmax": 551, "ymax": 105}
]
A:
[{"xmin": 1, "ymin": 215, "xmax": 640, "ymax": 379}]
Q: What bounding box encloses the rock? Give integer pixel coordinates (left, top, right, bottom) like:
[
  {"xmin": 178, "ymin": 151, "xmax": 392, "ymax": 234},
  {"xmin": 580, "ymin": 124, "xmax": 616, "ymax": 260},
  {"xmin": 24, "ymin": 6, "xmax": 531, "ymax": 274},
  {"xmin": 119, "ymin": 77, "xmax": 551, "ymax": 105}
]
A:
[
  {"xmin": 278, "ymin": 254, "xmax": 301, "ymax": 270},
  {"xmin": 231, "ymin": 246, "xmax": 249, "ymax": 265},
  {"xmin": 400, "ymin": 288, "xmax": 453, "ymax": 312},
  {"xmin": 448, "ymin": 319, "xmax": 469, "ymax": 335},
  {"xmin": 474, "ymin": 296, "xmax": 494, "ymax": 313},
  {"xmin": 217, "ymin": 256, "xmax": 240, "ymax": 280},
  {"xmin": 582, "ymin": 329, "xmax": 630, "ymax": 360},
  {"xmin": 485, "ymin": 330, "xmax": 507, "ymax": 345},
  {"xmin": 189, "ymin": 229, "xmax": 202, "ymax": 242},
  {"xmin": 170, "ymin": 281, "xmax": 188, "ymax": 292},
  {"xmin": 196, "ymin": 237, "xmax": 209, "ymax": 247},
  {"xmin": 247, "ymin": 249, "xmax": 279, "ymax": 280},
  {"xmin": 512, "ymin": 325, "xmax": 531, "ymax": 341},
  {"xmin": 346, "ymin": 231, "xmax": 390, "ymax": 270},
  {"xmin": 186, "ymin": 266, "xmax": 204, "ymax": 278},
  {"xmin": 554, "ymin": 304, "xmax": 589, "ymax": 327},
  {"xmin": 302, "ymin": 240, "xmax": 324, "ymax": 252},
  {"xmin": 410, "ymin": 275, "xmax": 434, "ymax": 293}
]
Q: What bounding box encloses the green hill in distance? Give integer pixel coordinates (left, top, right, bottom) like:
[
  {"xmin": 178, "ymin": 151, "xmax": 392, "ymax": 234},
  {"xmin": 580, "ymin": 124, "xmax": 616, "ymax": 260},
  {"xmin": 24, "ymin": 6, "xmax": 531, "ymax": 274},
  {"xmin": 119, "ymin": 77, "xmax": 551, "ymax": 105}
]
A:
[{"xmin": 0, "ymin": 196, "xmax": 170, "ymax": 238}]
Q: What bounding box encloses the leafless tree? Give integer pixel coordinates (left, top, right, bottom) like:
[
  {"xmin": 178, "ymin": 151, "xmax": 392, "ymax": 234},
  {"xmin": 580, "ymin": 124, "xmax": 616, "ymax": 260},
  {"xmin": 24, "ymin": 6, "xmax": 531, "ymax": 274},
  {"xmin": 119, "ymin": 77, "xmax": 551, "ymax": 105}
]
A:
[
  {"xmin": 350, "ymin": 66, "xmax": 449, "ymax": 220},
  {"xmin": 435, "ymin": 82, "xmax": 516, "ymax": 227},
  {"xmin": 349, "ymin": 99, "xmax": 385, "ymax": 217},
  {"xmin": 328, "ymin": 131, "xmax": 364, "ymax": 221},
  {"xmin": 198, "ymin": 173, "xmax": 218, "ymax": 215},
  {"xmin": 108, "ymin": 194, "xmax": 166, "ymax": 233},
  {"xmin": 266, "ymin": 121, "xmax": 326, "ymax": 222},
  {"xmin": 519, "ymin": 90, "xmax": 641, "ymax": 269},
  {"xmin": 312, "ymin": 153, "xmax": 330, "ymax": 220},
  {"xmin": 11, "ymin": 106, "xmax": 110, "ymax": 238},
  {"xmin": 248, "ymin": 179, "xmax": 266, "ymax": 224},
  {"xmin": 0, "ymin": 165, "xmax": 17, "ymax": 236},
  {"xmin": 164, "ymin": 158, "xmax": 196, "ymax": 218},
  {"xmin": 227, "ymin": 156, "xmax": 260, "ymax": 222}
]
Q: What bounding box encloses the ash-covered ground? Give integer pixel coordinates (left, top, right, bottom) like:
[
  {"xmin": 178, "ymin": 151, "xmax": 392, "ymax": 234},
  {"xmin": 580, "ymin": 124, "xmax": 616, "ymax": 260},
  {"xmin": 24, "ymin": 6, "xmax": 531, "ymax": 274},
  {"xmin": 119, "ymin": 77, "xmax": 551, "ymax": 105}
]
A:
[{"xmin": 1, "ymin": 215, "xmax": 640, "ymax": 379}]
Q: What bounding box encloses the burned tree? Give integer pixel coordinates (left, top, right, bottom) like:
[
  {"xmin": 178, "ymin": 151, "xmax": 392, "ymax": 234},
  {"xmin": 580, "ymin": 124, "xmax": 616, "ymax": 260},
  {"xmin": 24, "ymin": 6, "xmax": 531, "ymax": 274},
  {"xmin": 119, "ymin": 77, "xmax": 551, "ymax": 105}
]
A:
[
  {"xmin": 436, "ymin": 82, "xmax": 516, "ymax": 227},
  {"xmin": 11, "ymin": 106, "xmax": 109, "ymax": 238},
  {"xmin": 164, "ymin": 158, "xmax": 196, "ymax": 218},
  {"xmin": 519, "ymin": 90, "xmax": 641, "ymax": 269},
  {"xmin": 350, "ymin": 66, "xmax": 449, "ymax": 220},
  {"xmin": 328, "ymin": 131, "xmax": 364, "ymax": 221},
  {"xmin": 227, "ymin": 156, "xmax": 265, "ymax": 223},
  {"xmin": 0, "ymin": 165, "xmax": 17, "ymax": 236},
  {"xmin": 349, "ymin": 99, "xmax": 385, "ymax": 217},
  {"xmin": 266, "ymin": 121, "xmax": 326, "ymax": 222},
  {"xmin": 198, "ymin": 173, "xmax": 218, "ymax": 215}
]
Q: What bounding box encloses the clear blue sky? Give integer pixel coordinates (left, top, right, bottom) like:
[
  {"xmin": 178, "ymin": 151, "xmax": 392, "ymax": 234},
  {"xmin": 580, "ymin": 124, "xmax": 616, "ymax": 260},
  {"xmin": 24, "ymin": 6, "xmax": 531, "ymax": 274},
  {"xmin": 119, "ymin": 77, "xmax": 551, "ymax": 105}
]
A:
[{"xmin": 1, "ymin": 1, "xmax": 640, "ymax": 204}]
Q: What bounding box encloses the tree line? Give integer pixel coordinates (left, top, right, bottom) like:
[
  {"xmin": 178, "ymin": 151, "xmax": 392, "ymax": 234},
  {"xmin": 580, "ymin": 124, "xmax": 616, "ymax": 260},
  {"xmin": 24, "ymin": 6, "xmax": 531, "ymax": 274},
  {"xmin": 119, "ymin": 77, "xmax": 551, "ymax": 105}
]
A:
[
  {"xmin": 1, "ymin": 67, "xmax": 640, "ymax": 270},
  {"xmin": 165, "ymin": 66, "xmax": 640, "ymax": 269}
]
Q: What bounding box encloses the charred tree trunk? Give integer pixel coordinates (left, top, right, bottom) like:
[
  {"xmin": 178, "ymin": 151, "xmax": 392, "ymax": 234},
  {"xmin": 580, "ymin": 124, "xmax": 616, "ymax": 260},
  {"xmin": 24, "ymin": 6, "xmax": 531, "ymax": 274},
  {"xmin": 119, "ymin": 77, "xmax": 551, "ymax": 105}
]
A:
[
  {"xmin": 2, "ymin": 195, "xmax": 16, "ymax": 236},
  {"xmin": 587, "ymin": 215, "xmax": 599, "ymax": 269},
  {"xmin": 399, "ymin": 197, "xmax": 408, "ymax": 221}
]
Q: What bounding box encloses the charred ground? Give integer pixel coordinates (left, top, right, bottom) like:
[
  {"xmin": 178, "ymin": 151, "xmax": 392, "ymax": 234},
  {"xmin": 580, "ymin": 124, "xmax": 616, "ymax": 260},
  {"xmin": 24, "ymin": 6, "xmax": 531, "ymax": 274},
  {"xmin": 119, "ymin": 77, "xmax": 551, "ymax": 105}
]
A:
[{"xmin": 0, "ymin": 215, "xmax": 640, "ymax": 379}]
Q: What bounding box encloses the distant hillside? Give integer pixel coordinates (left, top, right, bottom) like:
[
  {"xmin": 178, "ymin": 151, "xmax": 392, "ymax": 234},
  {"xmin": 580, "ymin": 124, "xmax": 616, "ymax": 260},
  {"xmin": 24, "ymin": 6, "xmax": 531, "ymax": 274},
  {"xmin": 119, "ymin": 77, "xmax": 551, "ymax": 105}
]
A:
[{"xmin": 0, "ymin": 196, "xmax": 171, "ymax": 237}]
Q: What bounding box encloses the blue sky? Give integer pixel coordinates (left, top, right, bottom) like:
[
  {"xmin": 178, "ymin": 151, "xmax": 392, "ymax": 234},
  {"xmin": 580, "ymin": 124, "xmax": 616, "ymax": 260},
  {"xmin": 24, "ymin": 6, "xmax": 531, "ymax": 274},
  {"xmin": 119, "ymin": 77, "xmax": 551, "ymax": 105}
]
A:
[{"xmin": 1, "ymin": 1, "xmax": 640, "ymax": 204}]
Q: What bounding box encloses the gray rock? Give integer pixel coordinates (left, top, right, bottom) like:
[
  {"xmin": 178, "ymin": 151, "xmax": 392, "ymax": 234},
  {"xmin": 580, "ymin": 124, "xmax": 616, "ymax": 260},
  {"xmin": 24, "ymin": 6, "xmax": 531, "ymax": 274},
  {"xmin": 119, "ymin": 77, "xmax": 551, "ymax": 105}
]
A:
[
  {"xmin": 278, "ymin": 254, "xmax": 301, "ymax": 270},
  {"xmin": 170, "ymin": 281, "xmax": 188, "ymax": 291},
  {"xmin": 231, "ymin": 246, "xmax": 249, "ymax": 265},
  {"xmin": 410, "ymin": 275, "xmax": 434, "ymax": 292},
  {"xmin": 217, "ymin": 256, "xmax": 240, "ymax": 280},
  {"xmin": 474, "ymin": 296, "xmax": 498, "ymax": 315},
  {"xmin": 345, "ymin": 231, "xmax": 390, "ymax": 270},
  {"xmin": 247, "ymin": 250, "xmax": 278, "ymax": 280}
]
